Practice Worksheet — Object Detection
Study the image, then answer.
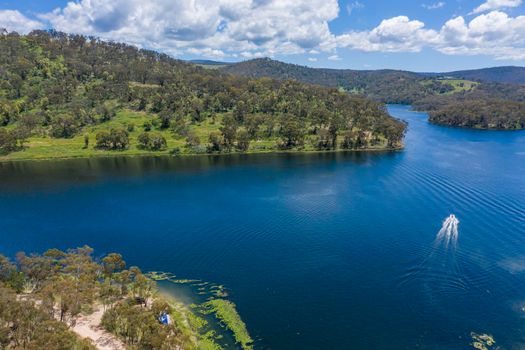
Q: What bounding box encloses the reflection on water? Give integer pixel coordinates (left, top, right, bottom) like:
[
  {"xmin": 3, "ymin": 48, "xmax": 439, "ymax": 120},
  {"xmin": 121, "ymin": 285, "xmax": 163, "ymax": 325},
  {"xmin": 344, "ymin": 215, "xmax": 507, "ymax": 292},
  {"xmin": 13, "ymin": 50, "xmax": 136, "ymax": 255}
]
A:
[
  {"xmin": 0, "ymin": 151, "xmax": 395, "ymax": 193},
  {"xmin": 0, "ymin": 105, "xmax": 524, "ymax": 349}
]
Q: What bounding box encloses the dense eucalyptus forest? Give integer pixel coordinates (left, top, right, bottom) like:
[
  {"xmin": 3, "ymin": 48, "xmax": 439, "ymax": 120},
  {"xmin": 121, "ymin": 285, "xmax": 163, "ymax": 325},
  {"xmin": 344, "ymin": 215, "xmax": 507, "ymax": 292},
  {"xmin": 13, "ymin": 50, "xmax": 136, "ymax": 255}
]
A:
[
  {"xmin": 411, "ymin": 84, "xmax": 525, "ymax": 129},
  {"xmin": 222, "ymin": 58, "xmax": 525, "ymax": 130},
  {"xmin": 0, "ymin": 30, "xmax": 406, "ymax": 160}
]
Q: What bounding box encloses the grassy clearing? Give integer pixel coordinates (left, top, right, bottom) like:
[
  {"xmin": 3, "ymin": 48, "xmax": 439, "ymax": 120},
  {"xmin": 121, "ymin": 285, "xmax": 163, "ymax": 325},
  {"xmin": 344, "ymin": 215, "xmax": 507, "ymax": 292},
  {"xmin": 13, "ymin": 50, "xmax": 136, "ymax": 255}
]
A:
[
  {"xmin": 201, "ymin": 299, "xmax": 253, "ymax": 350},
  {"xmin": 0, "ymin": 109, "xmax": 215, "ymax": 161},
  {"xmin": 420, "ymin": 79, "xmax": 479, "ymax": 95},
  {"xmin": 442, "ymin": 79, "xmax": 479, "ymax": 94}
]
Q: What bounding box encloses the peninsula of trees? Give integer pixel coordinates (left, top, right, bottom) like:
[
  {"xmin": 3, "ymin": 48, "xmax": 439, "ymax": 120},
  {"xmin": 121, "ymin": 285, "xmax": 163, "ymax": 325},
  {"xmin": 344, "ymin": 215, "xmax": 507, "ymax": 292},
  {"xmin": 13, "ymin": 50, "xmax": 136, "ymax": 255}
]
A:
[
  {"xmin": 222, "ymin": 58, "xmax": 525, "ymax": 130},
  {"xmin": 0, "ymin": 30, "xmax": 406, "ymax": 161},
  {"xmin": 0, "ymin": 246, "xmax": 253, "ymax": 350}
]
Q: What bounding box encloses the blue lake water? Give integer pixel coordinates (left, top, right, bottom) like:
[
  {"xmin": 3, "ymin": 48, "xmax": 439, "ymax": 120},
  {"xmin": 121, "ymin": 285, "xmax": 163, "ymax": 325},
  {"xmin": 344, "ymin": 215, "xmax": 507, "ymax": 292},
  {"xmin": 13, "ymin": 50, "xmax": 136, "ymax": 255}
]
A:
[{"xmin": 1, "ymin": 105, "xmax": 525, "ymax": 349}]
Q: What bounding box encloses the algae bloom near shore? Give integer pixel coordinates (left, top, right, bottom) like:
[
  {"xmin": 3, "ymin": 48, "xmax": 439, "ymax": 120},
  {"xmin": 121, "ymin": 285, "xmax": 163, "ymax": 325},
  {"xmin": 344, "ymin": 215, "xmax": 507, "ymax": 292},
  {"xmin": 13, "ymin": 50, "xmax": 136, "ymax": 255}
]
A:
[{"xmin": 147, "ymin": 271, "xmax": 253, "ymax": 350}]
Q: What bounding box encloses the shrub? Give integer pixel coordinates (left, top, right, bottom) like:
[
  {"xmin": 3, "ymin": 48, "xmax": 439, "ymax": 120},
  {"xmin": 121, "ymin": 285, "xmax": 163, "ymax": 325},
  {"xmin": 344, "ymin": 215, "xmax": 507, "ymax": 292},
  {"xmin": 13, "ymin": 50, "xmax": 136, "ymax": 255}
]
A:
[
  {"xmin": 50, "ymin": 115, "xmax": 78, "ymax": 138},
  {"xmin": 143, "ymin": 120, "xmax": 152, "ymax": 132},
  {"xmin": 137, "ymin": 132, "xmax": 167, "ymax": 151},
  {"xmin": 0, "ymin": 129, "xmax": 19, "ymax": 154},
  {"xmin": 137, "ymin": 132, "xmax": 151, "ymax": 149},
  {"xmin": 185, "ymin": 131, "xmax": 200, "ymax": 148},
  {"xmin": 95, "ymin": 128, "xmax": 129, "ymax": 150}
]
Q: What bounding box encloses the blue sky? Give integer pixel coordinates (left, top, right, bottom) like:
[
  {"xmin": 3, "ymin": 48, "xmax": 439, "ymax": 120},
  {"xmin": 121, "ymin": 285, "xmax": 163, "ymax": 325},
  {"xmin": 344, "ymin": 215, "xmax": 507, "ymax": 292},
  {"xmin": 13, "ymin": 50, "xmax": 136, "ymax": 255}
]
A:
[{"xmin": 1, "ymin": 0, "xmax": 525, "ymax": 71}]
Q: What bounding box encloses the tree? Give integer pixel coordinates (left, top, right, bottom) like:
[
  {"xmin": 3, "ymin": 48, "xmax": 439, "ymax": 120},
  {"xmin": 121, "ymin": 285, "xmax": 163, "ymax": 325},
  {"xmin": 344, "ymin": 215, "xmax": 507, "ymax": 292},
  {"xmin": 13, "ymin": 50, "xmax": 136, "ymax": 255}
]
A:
[
  {"xmin": 185, "ymin": 131, "xmax": 200, "ymax": 148},
  {"xmin": 149, "ymin": 133, "xmax": 167, "ymax": 151},
  {"xmin": 102, "ymin": 253, "xmax": 126, "ymax": 276},
  {"xmin": 96, "ymin": 128, "xmax": 129, "ymax": 150},
  {"xmin": 340, "ymin": 130, "xmax": 357, "ymax": 149},
  {"xmin": 157, "ymin": 110, "xmax": 172, "ymax": 129},
  {"xmin": 138, "ymin": 132, "xmax": 167, "ymax": 151},
  {"xmin": 279, "ymin": 114, "xmax": 305, "ymax": 148},
  {"xmin": 110, "ymin": 128, "xmax": 129, "ymax": 150},
  {"xmin": 236, "ymin": 129, "xmax": 250, "ymax": 152},
  {"xmin": 189, "ymin": 97, "xmax": 204, "ymax": 122},
  {"xmin": 171, "ymin": 116, "xmax": 188, "ymax": 137},
  {"xmin": 233, "ymin": 100, "xmax": 247, "ymax": 122},
  {"xmin": 129, "ymin": 267, "xmax": 155, "ymax": 307},
  {"xmin": 0, "ymin": 285, "xmax": 95, "ymax": 350},
  {"xmin": 0, "ymin": 129, "xmax": 18, "ymax": 154},
  {"xmin": 220, "ymin": 115, "xmax": 237, "ymax": 150},
  {"xmin": 97, "ymin": 103, "xmax": 116, "ymax": 122},
  {"xmin": 0, "ymin": 255, "xmax": 24, "ymax": 292},
  {"xmin": 83, "ymin": 134, "xmax": 89, "ymax": 149},
  {"xmin": 50, "ymin": 115, "xmax": 78, "ymax": 138},
  {"xmin": 137, "ymin": 132, "xmax": 151, "ymax": 150},
  {"xmin": 315, "ymin": 128, "xmax": 332, "ymax": 150},
  {"xmin": 244, "ymin": 114, "xmax": 263, "ymax": 138},
  {"xmin": 95, "ymin": 130, "xmax": 112, "ymax": 150},
  {"xmin": 18, "ymin": 114, "xmax": 42, "ymax": 132},
  {"xmin": 207, "ymin": 131, "xmax": 222, "ymax": 152}
]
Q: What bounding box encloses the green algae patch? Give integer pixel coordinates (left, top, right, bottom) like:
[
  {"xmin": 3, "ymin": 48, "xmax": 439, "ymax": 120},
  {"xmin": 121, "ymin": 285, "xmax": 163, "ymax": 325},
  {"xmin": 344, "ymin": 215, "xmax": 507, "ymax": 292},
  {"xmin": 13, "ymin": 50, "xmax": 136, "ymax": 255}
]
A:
[
  {"xmin": 471, "ymin": 332, "xmax": 497, "ymax": 350},
  {"xmin": 151, "ymin": 271, "xmax": 252, "ymax": 350},
  {"xmin": 159, "ymin": 289, "xmax": 224, "ymax": 350},
  {"xmin": 210, "ymin": 285, "xmax": 229, "ymax": 298},
  {"xmin": 147, "ymin": 271, "xmax": 176, "ymax": 281},
  {"xmin": 146, "ymin": 271, "xmax": 201, "ymax": 284},
  {"xmin": 201, "ymin": 299, "xmax": 253, "ymax": 350}
]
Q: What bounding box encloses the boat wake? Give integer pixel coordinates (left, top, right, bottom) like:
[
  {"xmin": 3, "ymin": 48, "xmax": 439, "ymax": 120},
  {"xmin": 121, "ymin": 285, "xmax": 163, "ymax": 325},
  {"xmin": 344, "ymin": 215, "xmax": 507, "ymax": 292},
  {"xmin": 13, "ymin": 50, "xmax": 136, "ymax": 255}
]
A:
[
  {"xmin": 397, "ymin": 214, "xmax": 468, "ymax": 316},
  {"xmin": 435, "ymin": 214, "xmax": 460, "ymax": 249}
]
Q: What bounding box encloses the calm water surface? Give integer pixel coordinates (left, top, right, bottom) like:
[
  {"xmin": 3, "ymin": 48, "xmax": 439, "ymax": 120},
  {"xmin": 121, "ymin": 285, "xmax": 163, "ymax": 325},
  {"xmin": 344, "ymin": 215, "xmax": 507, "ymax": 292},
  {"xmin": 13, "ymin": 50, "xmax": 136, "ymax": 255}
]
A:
[{"xmin": 1, "ymin": 105, "xmax": 525, "ymax": 349}]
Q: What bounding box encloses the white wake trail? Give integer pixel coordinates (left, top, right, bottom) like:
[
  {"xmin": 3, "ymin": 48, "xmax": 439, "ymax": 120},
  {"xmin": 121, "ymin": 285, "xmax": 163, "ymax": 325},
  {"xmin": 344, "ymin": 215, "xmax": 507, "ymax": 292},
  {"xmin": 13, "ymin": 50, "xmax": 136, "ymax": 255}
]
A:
[{"xmin": 435, "ymin": 214, "xmax": 460, "ymax": 248}]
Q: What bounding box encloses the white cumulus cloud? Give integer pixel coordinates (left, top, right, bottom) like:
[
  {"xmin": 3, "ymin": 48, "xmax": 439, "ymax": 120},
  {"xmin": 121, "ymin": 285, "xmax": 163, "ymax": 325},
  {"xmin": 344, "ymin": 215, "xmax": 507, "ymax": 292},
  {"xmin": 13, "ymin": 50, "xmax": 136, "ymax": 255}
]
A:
[
  {"xmin": 438, "ymin": 11, "xmax": 525, "ymax": 59},
  {"xmin": 2, "ymin": 1, "xmax": 525, "ymax": 62},
  {"xmin": 471, "ymin": 0, "xmax": 522, "ymax": 14},
  {"xmin": 337, "ymin": 16, "xmax": 439, "ymax": 52},
  {"xmin": 336, "ymin": 10, "xmax": 525, "ymax": 60},
  {"xmin": 40, "ymin": 0, "xmax": 339, "ymax": 58},
  {"xmin": 0, "ymin": 10, "xmax": 44, "ymax": 34}
]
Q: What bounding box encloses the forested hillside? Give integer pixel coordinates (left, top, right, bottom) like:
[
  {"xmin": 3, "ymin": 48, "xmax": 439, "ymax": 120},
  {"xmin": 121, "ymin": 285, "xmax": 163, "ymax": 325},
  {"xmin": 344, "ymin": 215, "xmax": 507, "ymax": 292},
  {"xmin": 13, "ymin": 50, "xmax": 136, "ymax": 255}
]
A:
[
  {"xmin": 411, "ymin": 82, "xmax": 525, "ymax": 129},
  {"xmin": 0, "ymin": 30, "xmax": 406, "ymax": 160},
  {"xmin": 221, "ymin": 58, "xmax": 456, "ymax": 104},
  {"xmin": 222, "ymin": 58, "xmax": 525, "ymax": 130},
  {"xmin": 442, "ymin": 66, "xmax": 525, "ymax": 85}
]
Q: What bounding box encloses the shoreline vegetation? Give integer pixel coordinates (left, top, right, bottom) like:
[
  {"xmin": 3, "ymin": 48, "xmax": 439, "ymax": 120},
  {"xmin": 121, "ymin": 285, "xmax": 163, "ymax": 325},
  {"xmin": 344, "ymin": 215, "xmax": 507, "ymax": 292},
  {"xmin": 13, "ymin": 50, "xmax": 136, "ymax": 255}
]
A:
[
  {"xmin": 0, "ymin": 31, "xmax": 406, "ymax": 162},
  {"xmin": 0, "ymin": 146, "xmax": 403, "ymax": 163},
  {"xmin": 0, "ymin": 132, "xmax": 403, "ymax": 163},
  {"xmin": 0, "ymin": 246, "xmax": 253, "ymax": 350}
]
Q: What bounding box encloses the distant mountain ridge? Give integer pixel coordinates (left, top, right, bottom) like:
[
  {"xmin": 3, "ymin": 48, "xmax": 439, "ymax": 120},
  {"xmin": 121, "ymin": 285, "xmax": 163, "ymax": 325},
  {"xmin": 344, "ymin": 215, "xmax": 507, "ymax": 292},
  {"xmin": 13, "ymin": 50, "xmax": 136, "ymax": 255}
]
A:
[
  {"xmin": 189, "ymin": 59, "xmax": 232, "ymax": 66},
  {"xmin": 221, "ymin": 58, "xmax": 446, "ymax": 104},
  {"xmin": 219, "ymin": 58, "xmax": 525, "ymax": 85},
  {"xmin": 439, "ymin": 66, "xmax": 525, "ymax": 84}
]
